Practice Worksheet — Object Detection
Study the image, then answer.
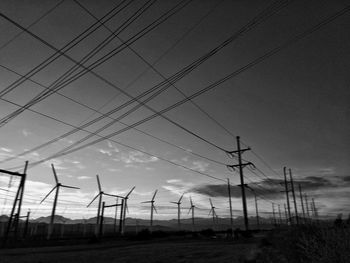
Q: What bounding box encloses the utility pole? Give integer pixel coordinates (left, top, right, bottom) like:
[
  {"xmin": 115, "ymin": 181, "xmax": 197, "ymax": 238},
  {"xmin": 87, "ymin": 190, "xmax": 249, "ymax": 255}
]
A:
[
  {"xmin": 312, "ymin": 198, "xmax": 318, "ymax": 220},
  {"xmin": 289, "ymin": 169, "xmax": 299, "ymax": 225},
  {"xmin": 114, "ymin": 197, "xmax": 119, "ymax": 233},
  {"xmin": 282, "ymin": 167, "xmax": 291, "ymax": 224},
  {"xmin": 298, "ymin": 184, "xmax": 306, "ymax": 223},
  {"xmin": 2, "ymin": 161, "xmax": 28, "ymax": 246},
  {"xmin": 284, "ymin": 204, "xmax": 288, "ymax": 225},
  {"xmin": 226, "ymin": 136, "xmax": 254, "ymax": 231},
  {"xmin": 227, "ymin": 179, "xmax": 233, "ymax": 231},
  {"xmin": 304, "ymin": 194, "xmax": 310, "ymax": 221},
  {"xmin": 254, "ymin": 192, "xmax": 260, "ymax": 229},
  {"xmin": 278, "ymin": 204, "xmax": 282, "ymax": 225},
  {"xmin": 272, "ymin": 203, "xmax": 276, "ymax": 226}
]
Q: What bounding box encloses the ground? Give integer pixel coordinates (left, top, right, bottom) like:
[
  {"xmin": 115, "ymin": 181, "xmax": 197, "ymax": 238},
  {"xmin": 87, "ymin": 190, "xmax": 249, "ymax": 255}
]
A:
[{"xmin": 0, "ymin": 237, "xmax": 261, "ymax": 263}]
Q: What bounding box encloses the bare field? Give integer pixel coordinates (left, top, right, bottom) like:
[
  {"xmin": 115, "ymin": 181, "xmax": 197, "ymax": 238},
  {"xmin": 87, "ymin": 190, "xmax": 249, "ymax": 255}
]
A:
[{"xmin": 0, "ymin": 238, "xmax": 260, "ymax": 263}]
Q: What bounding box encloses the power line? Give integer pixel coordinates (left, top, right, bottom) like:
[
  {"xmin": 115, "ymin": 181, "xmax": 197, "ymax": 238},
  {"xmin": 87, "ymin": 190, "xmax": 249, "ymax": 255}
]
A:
[
  {"xmin": 0, "ymin": 0, "xmax": 135, "ymax": 98},
  {"xmin": 23, "ymin": 3, "xmax": 350, "ymax": 170},
  {"xmin": 0, "ymin": 0, "xmax": 288, "ymax": 156},
  {"xmin": 0, "ymin": 0, "xmax": 191, "ymax": 127},
  {"xmin": 0, "ymin": 0, "xmax": 65, "ymax": 52}
]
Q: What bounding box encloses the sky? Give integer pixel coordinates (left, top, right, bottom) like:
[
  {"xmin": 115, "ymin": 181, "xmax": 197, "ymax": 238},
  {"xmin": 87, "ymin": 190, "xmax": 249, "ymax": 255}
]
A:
[{"xmin": 0, "ymin": 0, "xmax": 349, "ymax": 221}]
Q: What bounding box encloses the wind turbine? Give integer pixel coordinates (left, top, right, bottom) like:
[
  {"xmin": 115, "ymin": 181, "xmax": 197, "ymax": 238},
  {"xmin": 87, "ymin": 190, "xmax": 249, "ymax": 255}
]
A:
[
  {"xmin": 188, "ymin": 197, "xmax": 196, "ymax": 231},
  {"xmin": 116, "ymin": 186, "xmax": 135, "ymax": 235},
  {"xmin": 170, "ymin": 193, "xmax": 184, "ymax": 229},
  {"xmin": 208, "ymin": 198, "xmax": 218, "ymax": 226},
  {"xmin": 87, "ymin": 175, "xmax": 119, "ymax": 235},
  {"xmin": 142, "ymin": 190, "xmax": 158, "ymax": 232},
  {"xmin": 40, "ymin": 164, "xmax": 79, "ymax": 239}
]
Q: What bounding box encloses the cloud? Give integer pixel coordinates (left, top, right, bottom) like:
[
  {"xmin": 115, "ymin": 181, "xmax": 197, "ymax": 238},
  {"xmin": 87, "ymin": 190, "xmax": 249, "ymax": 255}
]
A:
[
  {"xmin": 22, "ymin": 129, "xmax": 32, "ymax": 137},
  {"xmin": 0, "ymin": 147, "xmax": 12, "ymax": 153},
  {"xmin": 189, "ymin": 161, "xmax": 209, "ymax": 172},
  {"xmin": 98, "ymin": 149, "xmax": 113, "ymax": 156},
  {"xmin": 77, "ymin": 176, "xmax": 91, "ymax": 180},
  {"xmin": 120, "ymin": 151, "xmax": 158, "ymax": 164}
]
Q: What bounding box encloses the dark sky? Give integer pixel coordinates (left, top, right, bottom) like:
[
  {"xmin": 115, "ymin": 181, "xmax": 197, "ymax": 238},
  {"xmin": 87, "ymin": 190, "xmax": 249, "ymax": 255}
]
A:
[{"xmin": 0, "ymin": 0, "xmax": 349, "ymax": 219}]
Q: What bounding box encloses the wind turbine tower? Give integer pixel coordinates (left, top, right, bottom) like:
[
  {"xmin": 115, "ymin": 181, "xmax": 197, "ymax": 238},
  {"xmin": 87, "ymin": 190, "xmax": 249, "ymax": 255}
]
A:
[
  {"xmin": 116, "ymin": 186, "xmax": 135, "ymax": 235},
  {"xmin": 142, "ymin": 190, "xmax": 158, "ymax": 232},
  {"xmin": 170, "ymin": 193, "xmax": 184, "ymax": 230},
  {"xmin": 208, "ymin": 198, "xmax": 218, "ymax": 225},
  {"xmin": 87, "ymin": 175, "xmax": 119, "ymax": 235},
  {"xmin": 40, "ymin": 164, "xmax": 80, "ymax": 239},
  {"xmin": 188, "ymin": 197, "xmax": 196, "ymax": 231}
]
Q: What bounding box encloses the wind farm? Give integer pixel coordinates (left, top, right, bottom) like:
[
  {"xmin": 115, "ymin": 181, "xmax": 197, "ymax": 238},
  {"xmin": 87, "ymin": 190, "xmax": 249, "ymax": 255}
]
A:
[{"xmin": 0, "ymin": 0, "xmax": 349, "ymax": 262}]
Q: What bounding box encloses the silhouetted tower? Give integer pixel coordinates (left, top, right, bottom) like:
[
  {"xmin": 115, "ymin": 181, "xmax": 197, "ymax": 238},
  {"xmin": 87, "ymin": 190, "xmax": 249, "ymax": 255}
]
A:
[
  {"xmin": 2, "ymin": 161, "xmax": 28, "ymax": 245},
  {"xmin": 278, "ymin": 204, "xmax": 282, "ymax": 225},
  {"xmin": 289, "ymin": 169, "xmax": 299, "ymax": 224},
  {"xmin": 272, "ymin": 203, "xmax": 276, "ymax": 226},
  {"xmin": 298, "ymin": 184, "xmax": 306, "ymax": 223},
  {"xmin": 282, "ymin": 167, "xmax": 292, "ymax": 224},
  {"xmin": 304, "ymin": 193, "xmax": 310, "ymax": 220},
  {"xmin": 227, "ymin": 179, "xmax": 233, "ymax": 230},
  {"xmin": 226, "ymin": 136, "xmax": 254, "ymax": 231},
  {"xmin": 284, "ymin": 204, "xmax": 288, "ymax": 224}
]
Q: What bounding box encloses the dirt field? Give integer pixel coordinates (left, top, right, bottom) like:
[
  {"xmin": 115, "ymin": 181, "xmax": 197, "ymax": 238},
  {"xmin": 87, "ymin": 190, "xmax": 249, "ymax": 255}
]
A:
[{"xmin": 0, "ymin": 237, "xmax": 261, "ymax": 263}]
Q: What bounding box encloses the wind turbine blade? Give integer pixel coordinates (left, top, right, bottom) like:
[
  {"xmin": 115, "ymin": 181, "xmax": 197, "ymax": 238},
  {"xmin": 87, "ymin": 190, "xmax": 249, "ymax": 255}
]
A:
[
  {"xmin": 40, "ymin": 186, "xmax": 57, "ymax": 204},
  {"xmin": 96, "ymin": 175, "xmax": 102, "ymax": 192},
  {"xmin": 209, "ymin": 209, "xmax": 212, "ymax": 216},
  {"xmin": 170, "ymin": 201, "xmax": 178, "ymax": 204},
  {"xmin": 209, "ymin": 198, "xmax": 213, "ymax": 208},
  {"xmin": 152, "ymin": 189, "xmax": 158, "ymax": 201},
  {"xmin": 187, "ymin": 207, "xmax": 192, "ymax": 214},
  {"xmin": 51, "ymin": 164, "xmax": 58, "ymax": 184},
  {"xmin": 103, "ymin": 193, "xmax": 123, "ymax": 198},
  {"xmin": 190, "ymin": 197, "xmax": 193, "ymax": 206},
  {"xmin": 141, "ymin": 201, "xmax": 152, "ymax": 203},
  {"xmin": 61, "ymin": 185, "xmax": 80, "ymax": 190},
  {"xmin": 87, "ymin": 193, "xmax": 100, "ymax": 207},
  {"xmin": 178, "ymin": 193, "xmax": 184, "ymax": 203},
  {"xmin": 153, "ymin": 205, "xmax": 158, "ymax": 214},
  {"xmin": 125, "ymin": 202, "xmax": 129, "ymax": 214},
  {"xmin": 126, "ymin": 186, "xmax": 135, "ymax": 198}
]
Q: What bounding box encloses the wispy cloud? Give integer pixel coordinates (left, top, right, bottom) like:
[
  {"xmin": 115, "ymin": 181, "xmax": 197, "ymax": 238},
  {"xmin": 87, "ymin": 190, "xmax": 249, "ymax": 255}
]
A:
[
  {"xmin": 189, "ymin": 161, "xmax": 209, "ymax": 172},
  {"xmin": 77, "ymin": 176, "xmax": 91, "ymax": 180},
  {"xmin": 119, "ymin": 151, "xmax": 158, "ymax": 164},
  {"xmin": 0, "ymin": 147, "xmax": 12, "ymax": 153},
  {"xmin": 21, "ymin": 129, "xmax": 32, "ymax": 137}
]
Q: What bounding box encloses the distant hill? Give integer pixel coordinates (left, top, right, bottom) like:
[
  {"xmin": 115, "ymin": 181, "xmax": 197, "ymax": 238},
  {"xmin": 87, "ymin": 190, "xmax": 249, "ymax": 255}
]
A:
[{"xmin": 0, "ymin": 213, "xmax": 273, "ymax": 230}]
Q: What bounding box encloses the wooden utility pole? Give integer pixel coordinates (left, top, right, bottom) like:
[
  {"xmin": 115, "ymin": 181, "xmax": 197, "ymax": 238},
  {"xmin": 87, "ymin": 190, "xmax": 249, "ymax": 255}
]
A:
[
  {"xmin": 254, "ymin": 192, "xmax": 260, "ymax": 229},
  {"xmin": 312, "ymin": 198, "xmax": 318, "ymax": 220},
  {"xmin": 298, "ymin": 184, "xmax": 306, "ymax": 223},
  {"xmin": 23, "ymin": 210, "xmax": 30, "ymax": 238},
  {"xmin": 2, "ymin": 161, "xmax": 28, "ymax": 245},
  {"xmin": 304, "ymin": 194, "xmax": 310, "ymax": 220},
  {"xmin": 282, "ymin": 167, "xmax": 292, "ymax": 224},
  {"xmin": 226, "ymin": 136, "xmax": 253, "ymax": 231},
  {"xmin": 284, "ymin": 204, "xmax": 288, "ymax": 224},
  {"xmin": 227, "ymin": 179, "xmax": 233, "ymax": 231},
  {"xmin": 114, "ymin": 197, "xmax": 119, "ymax": 233},
  {"xmin": 278, "ymin": 204, "xmax": 282, "ymax": 225},
  {"xmin": 289, "ymin": 169, "xmax": 299, "ymax": 225},
  {"xmin": 272, "ymin": 203, "xmax": 276, "ymax": 226}
]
